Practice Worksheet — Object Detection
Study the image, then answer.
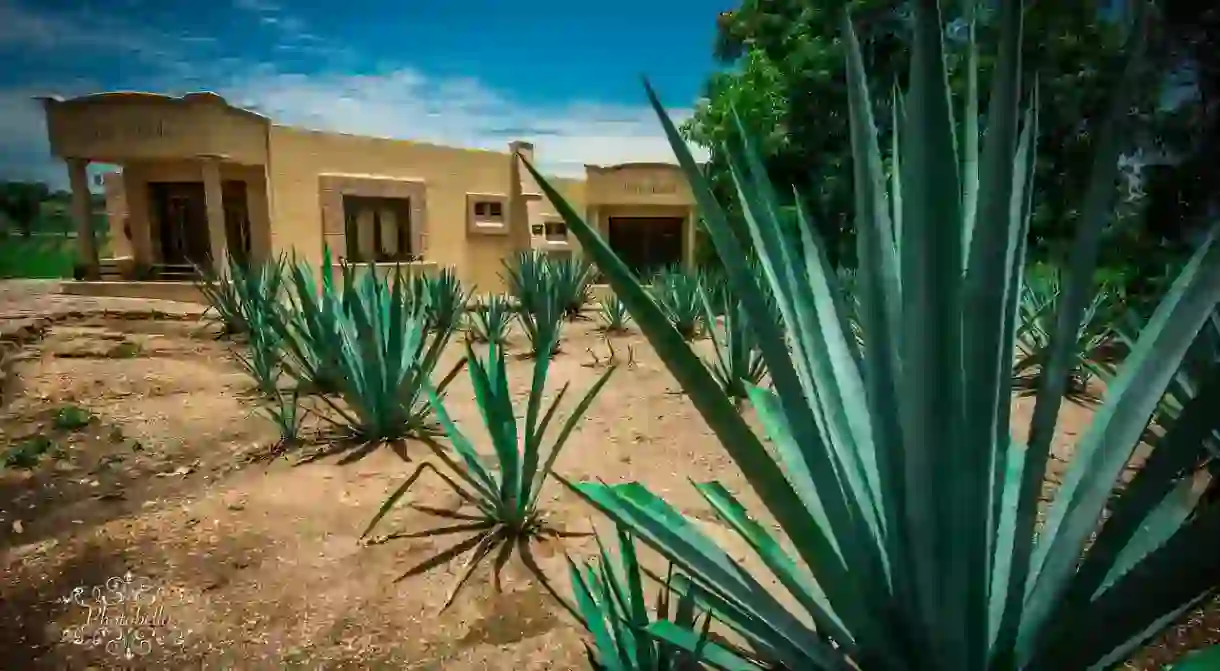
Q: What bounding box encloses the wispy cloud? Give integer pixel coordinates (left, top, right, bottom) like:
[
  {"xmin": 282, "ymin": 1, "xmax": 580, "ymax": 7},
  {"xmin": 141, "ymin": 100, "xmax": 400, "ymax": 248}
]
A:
[
  {"xmin": 220, "ymin": 67, "xmax": 703, "ymax": 177},
  {"xmin": 0, "ymin": 0, "xmax": 706, "ymax": 187}
]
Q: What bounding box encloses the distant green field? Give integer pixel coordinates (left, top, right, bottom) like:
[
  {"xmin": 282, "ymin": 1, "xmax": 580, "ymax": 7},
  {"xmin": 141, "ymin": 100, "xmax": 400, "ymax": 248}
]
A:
[{"xmin": 1, "ymin": 204, "xmax": 111, "ymax": 279}]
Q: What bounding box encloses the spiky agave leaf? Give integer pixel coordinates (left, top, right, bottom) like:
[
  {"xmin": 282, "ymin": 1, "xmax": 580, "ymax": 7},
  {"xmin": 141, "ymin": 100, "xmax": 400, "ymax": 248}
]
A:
[
  {"xmin": 701, "ymin": 292, "xmax": 768, "ymax": 407},
  {"xmin": 194, "ymin": 253, "xmax": 286, "ymax": 337},
  {"xmin": 226, "ymin": 257, "xmax": 289, "ymax": 395},
  {"xmin": 507, "ymin": 253, "xmax": 569, "ymax": 357},
  {"xmin": 651, "ymin": 266, "xmax": 704, "ymax": 340},
  {"xmin": 522, "ymin": 1, "xmax": 1220, "ymax": 669},
  {"xmin": 1013, "ymin": 266, "xmax": 1115, "ymax": 399},
  {"xmin": 418, "ymin": 266, "xmax": 470, "ymax": 334},
  {"xmin": 361, "ymin": 332, "xmax": 614, "ymax": 609},
  {"xmin": 551, "ymin": 255, "xmax": 597, "ymax": 320},
  {"xmin": 274, "ymin": 248, "xmax": 347, "ymax": 394},
  {"xmin": 598, "ymin": 294, "xmax": 632, "ymax": 334},
  {"xmin": 316, "ymin": 260, "xmax": 466, "ymax": 448},
  {"xmin": 467, "ymin": 293, "xmax": 514, "ymax": 345},
  {"xmin": 568, "ymin": 526, "xmax": 744, "ymax": 671}
]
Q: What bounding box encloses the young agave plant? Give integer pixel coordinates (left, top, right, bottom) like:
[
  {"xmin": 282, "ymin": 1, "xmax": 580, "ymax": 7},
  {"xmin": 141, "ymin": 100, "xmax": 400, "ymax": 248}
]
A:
[
  {"xmin": 362, "ymin": 333, "xmax": 614, "ymax": 609},
  {"xmin": 598, "ymin": 294, "xmax": 632, "ymax": 334},
  {"xmin": 274, "ymin": 249, "xmax": 346, "ymax": 394},
  {"xmin": 194, "ymin": 254, "xmax": 286, "ymax": 337},
  {"xmin": 525, "ymin": 1, "xmax": 1220, "ymax": 668},
  {"xmin": 702, "ymin": 294, "xmax": 767, "ymax": 408},
  {"xmin": 417, "ymin": 266, "xmax": 470, "ymax": 334},
  {"xmin": 552, "ymin": 256, "xmax": 597, "ymax": 320},
  {"xmin": 228, "ymin": 258, "xmax": 289, "ymax": 396},
  {"xmin": 568, "ymin": 526, "xmax": 734, "ymax": 671},
  {"xmin": 1014, "ymin": 267, "xmax": 1115, "ymax": 399},
  {"xmin": 467, "ymin": 293, "xmax": 514, "ymax": 345},
  {"xmin": 317, "ymin": 262, "xmax": 466, "ymax": 452},
  {"xmin": 651, "ymin": 266, "xmax": 704, "ymax": 340},
  {"xmin": 699, "ymin": 268, "xmax": 731, "ymax": 318},
  {"xmin": 262, "ymin": 389, "xmax": 306, "ymax": 458},
  {"xmin": 513, "ymin": 261, "xmax": 569, "ymax": 357}
]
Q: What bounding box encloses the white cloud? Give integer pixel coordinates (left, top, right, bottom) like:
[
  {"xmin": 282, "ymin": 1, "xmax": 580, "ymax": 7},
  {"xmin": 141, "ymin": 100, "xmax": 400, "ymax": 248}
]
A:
[
  {"xmin": 218, "ymin": 68, "xmax": 705, "ymax": 178},
  {"xmin": 0, "ymin": 1, "xmax": 708, "ymax": 186}
]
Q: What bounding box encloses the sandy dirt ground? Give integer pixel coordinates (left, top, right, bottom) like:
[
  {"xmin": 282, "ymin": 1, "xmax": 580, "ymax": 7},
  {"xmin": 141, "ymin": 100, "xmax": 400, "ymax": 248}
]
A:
[{"xmin": 0, "ymin": 283, "xmax": 1215, "ymax": 669}]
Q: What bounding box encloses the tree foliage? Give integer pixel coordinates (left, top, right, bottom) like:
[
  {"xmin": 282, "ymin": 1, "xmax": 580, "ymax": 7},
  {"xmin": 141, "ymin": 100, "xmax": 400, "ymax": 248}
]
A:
[
  {"xmin": 682, "ymin": 0, "xmax": 1164, "ymax": 276},
  {"xmin": 0, "ymin": 181, "xmax": 51, "ymax": 236}
]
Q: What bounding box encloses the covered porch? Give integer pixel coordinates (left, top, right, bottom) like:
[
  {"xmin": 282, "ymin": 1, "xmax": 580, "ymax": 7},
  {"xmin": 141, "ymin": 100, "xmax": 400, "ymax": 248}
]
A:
[{"xmin": 38, "ymin": 91, "xmax": 273, "ymax": 281}]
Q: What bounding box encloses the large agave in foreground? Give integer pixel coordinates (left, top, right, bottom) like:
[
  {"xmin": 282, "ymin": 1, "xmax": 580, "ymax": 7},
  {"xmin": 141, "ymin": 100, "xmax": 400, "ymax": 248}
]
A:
[{"xmin": 523, "ymin": 0, "xmax": 1220, "ymax": 668}]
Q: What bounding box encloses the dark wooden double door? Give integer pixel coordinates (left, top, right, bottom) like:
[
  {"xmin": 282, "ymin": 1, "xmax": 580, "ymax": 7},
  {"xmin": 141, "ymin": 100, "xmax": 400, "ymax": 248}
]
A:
[
  {"xmin": 150, "ymin": 181, "xmax": 251, "ymax": 268},
  {"xmin": 607, "ymin": 216, "xmax": 684, "ymax": 275}
]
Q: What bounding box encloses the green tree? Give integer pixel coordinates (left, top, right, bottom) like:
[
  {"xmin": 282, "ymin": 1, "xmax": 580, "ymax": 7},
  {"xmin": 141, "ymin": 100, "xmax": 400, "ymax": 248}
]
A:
[
  {"xmin": 682, "ymin": 1, "xmax": 1160, "ymax": 273},
  {"xmin": 0, "ymin": 181, "xmax": 51, "ymax": 237}
]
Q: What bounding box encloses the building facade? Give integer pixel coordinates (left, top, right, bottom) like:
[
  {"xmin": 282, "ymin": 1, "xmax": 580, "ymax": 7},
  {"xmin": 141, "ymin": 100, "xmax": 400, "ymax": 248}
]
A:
[{"xmin": 39, "ymin": 91, "xmax": 699, "ymax": 295}]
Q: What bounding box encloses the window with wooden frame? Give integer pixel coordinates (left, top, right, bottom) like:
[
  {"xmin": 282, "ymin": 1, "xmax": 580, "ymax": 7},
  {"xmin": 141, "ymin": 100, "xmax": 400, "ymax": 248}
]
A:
[{"xmin": 342, "ymin": 195, "xmax": 417, "ymax": 263}]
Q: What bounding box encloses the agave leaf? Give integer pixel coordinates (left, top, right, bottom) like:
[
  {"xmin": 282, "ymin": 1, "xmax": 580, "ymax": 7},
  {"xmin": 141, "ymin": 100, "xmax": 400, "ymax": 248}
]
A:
[
  {"xmin": 692, "ymin": 481, "xmax": 853, "ymax": 651},
  {"xmin": 566, "ymin": 481, "xmax": 848, "ymax": 669},
  {"xmin": 996, "ymin": 4, "xmax": 1151, "ymax": 661},
  {"xmin": 1020, "ymin": 228, "xmax": 1220, "ymax": 656},
  {"xmin": 523, "ymin": 143, "xmax": 876, "ymax": 649}
]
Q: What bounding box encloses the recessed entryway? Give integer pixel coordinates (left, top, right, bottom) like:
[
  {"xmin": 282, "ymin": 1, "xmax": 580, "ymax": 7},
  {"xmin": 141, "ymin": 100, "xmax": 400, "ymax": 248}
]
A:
[{"xmin": 607, "ymin": 216, "xmax": 684, "ymax": 275}]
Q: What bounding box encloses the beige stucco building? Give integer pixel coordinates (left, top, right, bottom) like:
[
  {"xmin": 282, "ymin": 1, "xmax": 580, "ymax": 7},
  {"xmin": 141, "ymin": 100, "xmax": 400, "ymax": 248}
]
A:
[{"xmin": 38, "ymin": 91, "xmax": 699, "ymax": 299}]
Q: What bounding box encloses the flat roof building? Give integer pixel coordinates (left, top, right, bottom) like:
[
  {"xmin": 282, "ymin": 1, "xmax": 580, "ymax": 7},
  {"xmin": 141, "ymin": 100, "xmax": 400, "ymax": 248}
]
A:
[{"xmin": 39, "ymin": 91, "xmax": 698, "ymax": 296}]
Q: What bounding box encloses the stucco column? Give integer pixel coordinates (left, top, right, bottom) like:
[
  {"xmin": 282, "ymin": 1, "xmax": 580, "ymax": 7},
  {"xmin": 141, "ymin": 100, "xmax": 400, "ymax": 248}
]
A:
[
  {"xmin": 508, "ymin": 141, "xmax": 536, "ymax": 254},
  {"xmin": 683, "ymin": 211, "xmax": 697, "ymax": 270},
  {"xmin": 201, "ymin": 157, "xmax": 228, "ymax": 272},
  {"xmin": 67, "ymin": 157, "xmax": 99, "ymax": 279}
]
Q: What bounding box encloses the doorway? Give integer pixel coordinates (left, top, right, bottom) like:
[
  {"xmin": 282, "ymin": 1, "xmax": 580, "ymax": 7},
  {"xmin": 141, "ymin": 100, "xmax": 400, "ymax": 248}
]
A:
[
  {"xmin": 149, "ymin": 182, "xmax": 210, "ymax": 267},
  {"xmin": 607, "ymin": 216, "xmax": 685, "ymax": 275},
  {"xmin": 223, "ymin": 181, "xmax": 252, "ymax": 268},
  {"xmin": 148, "ymin": 181, "xmax": 252, "ymax": 269}
]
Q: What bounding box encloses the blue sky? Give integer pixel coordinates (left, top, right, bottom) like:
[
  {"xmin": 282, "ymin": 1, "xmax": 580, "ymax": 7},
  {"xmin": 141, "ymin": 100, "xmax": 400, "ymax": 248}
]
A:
[{"xmin": 0, "ymin": 0, "xmax": 724, "ymax": 186}]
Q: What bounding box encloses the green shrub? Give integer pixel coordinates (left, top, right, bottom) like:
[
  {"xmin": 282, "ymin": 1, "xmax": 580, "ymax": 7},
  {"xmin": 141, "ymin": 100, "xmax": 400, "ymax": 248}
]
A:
[{"xmin": 1, "ymin": 435, "xmax": 54, "ymax": 469}]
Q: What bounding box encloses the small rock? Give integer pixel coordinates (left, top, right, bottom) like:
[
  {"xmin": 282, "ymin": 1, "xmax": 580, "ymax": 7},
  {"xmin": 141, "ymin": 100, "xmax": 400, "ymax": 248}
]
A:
[{"xmin": 12, "ymin": 520, "xmax": 23, "ymax": 534}]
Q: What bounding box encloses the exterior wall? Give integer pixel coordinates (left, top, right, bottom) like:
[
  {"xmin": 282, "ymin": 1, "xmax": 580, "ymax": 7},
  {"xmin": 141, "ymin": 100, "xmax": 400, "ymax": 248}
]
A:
[
  {"xmin": 530, "ymin": 176, "xmax": 586, "ymax": 256},
  {"xmin": 44, "ymin": 90, "xmax": 705, "ymax": 302},
  {"xmin": 266, "ymin": 126, "xmax": 523, "ymax": 294},
  {"xmin": 584, "ymin": 163, "xmax": 697, "ymax": 269},
  {"xmin": 42, "ymin": 92, "xmax": 268, "ymax": 165}
]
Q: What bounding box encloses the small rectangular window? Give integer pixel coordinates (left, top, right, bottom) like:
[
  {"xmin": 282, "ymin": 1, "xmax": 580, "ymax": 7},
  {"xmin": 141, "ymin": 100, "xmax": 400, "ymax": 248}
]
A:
[
  {"xmin": 544, "ymin": 221, "xmax": 567, "ymax": 242},
  {"xmin": 473, "ymin": 200, "xmax": 504, "ymax": 222}
]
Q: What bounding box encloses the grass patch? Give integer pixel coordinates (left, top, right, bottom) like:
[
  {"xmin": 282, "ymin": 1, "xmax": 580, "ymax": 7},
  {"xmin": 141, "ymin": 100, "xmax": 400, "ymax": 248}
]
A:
[
  {"xmin": 51, "ymin": 405, "xmax": 93, "ymax": 431},
  {"xmin": 1, "ymin": 435, "xmax": 55, "ymax": 469}
]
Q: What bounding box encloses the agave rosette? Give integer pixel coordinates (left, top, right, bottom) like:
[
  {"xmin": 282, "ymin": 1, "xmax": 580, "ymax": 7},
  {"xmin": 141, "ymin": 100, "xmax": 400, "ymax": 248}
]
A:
[{"xmin": 519, "ymin": 0, "xmax": 1220, "ymax": 668}]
